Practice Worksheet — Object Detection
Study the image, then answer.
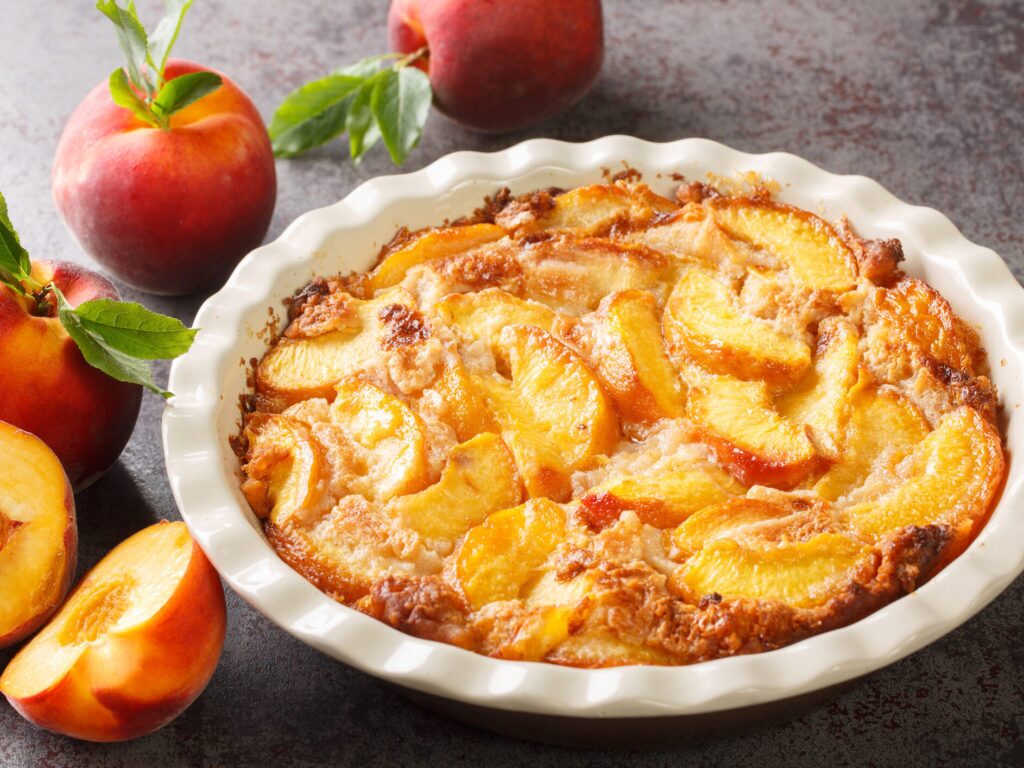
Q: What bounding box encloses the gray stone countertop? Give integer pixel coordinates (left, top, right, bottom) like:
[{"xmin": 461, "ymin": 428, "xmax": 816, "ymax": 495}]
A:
[{"xmin": 1, "ymin": 0, "xmax": 1022, "ymax": 765}]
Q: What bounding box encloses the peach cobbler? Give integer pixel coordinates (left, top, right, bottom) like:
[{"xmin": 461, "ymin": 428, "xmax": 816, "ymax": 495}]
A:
[{"xmin": 236, "ymin": 176, "xmax": 1006, "ymax": 667}]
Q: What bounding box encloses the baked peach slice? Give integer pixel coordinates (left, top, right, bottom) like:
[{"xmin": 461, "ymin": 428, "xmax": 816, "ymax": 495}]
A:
[
  {"xmin": 675, "ymin": 532, "xmax": 869, "ymax": 608},
  {"xmin": 241, "ymin": 414, "xmax": 324, "ymax": 524},
  {"xmin": 662, "ymin": 268, "xmax": 811, "ymax": 385},
  {"xmin": 436, "ymin": 288, "xmax": 557, "ymax": 349},
  {"xmin": 456, "ymin": 498, "xmax": 567, "ymax": 608},
  {"xmin": 708, "ymin": 198, "xmax": 857, "ymax": 293},
  {"xmin": 0, "ymin": 421, "xmax": 77, "ymax": 649},
  {"xmin": 579, "ymin": 459, "xmax": 744, "ymax": 530},
  {"xmin": 777, "ymin": 318, "xmax": 860, "ymax": 459},
  {"xmin": 588, "ymin": 290, "xmax": 686, "ymax": 424},
  {"xmin": 1, "ymin": 521, "xmax": 226, "ymax": 742},
  {"xmin": 508, "ymin": 183, "xmax": 676, "ymax": 236},
  {"xmin": 871, "ymin": 276, "xmax": 985, "ymax": 375},
  {"xmin": 331, "ymin": 378, "xmax": 430, "ymax": 501},
  {"xmin": 813, "ymin": 383, "xmax": 930, "ymax": 501},
  {"xmin": 476, "ymin": 325, "xmax": 619, "ymax": 500},
  {"xmin": 672, "ymin": 496, "xmax": 835, "ymax": 556},
  {"xmin": 623, "ymin": 203, "xmax": 750, "ymax": 268},
  {"xmin": 489, "ymin": 566, "xmax": 601, "ymax": 661},
  {"xmin": 255, "ymin": 288, "xmax": 418, "ymax": 410},
  {"xmin": 366, "ymin": 223, "xmax": 507, "ymax": 292},
  {"xmin": 845, "ymin": 406, "xmax": 1004, "ymax": 554},
  {"xmin": 686, "ymin": 370, "xmax": 819, "ymax": 489},
  {"xmin": 431, "ymin": 356, "xmax": 497, "ymax": 442},
  {"xmin": 388, "ymin": 433, "xmax": 522, "ymax": 542},
  {"xmin": 520, "ymin": 236, "xmax": 673, "ymax": 312}
]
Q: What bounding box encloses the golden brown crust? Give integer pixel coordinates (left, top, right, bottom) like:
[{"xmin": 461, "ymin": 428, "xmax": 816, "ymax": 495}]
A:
[
  {"xmin": 238, "ymin": 177, "xmax": 1007, "ymax": 668},
  {"xmin": 359, "ymin": 575, "xmax": 478, "ymax": 650}
]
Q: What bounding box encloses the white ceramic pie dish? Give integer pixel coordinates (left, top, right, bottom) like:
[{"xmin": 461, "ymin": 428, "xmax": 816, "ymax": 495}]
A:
[{"xmin": 162, "ymin": 136, "xmax": 1024, "ymax": 720}]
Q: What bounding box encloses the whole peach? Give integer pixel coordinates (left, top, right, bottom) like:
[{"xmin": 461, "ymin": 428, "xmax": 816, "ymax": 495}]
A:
[
  {"xmin": 53, "ymin": 60, "xmax": 276, "ymax": 295},
  {"xmin": 388, "ymin": 0, "xmax": 603, "ymax": 133},
  {"xmin": 0, "ymin": 260, "xmax": 142, "ymax": 489}
]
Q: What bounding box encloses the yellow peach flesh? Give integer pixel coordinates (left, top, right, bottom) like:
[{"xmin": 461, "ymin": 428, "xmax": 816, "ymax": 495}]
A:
[{"xmin": 0, "ymin": 422, "xmax": 76, "ymax": 647}]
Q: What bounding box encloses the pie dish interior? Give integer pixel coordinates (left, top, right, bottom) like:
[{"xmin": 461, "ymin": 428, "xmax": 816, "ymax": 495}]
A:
[
  {"xmin": 163, "ymin": 137, "xmax": 1024, "ymax": 716},
  {"xmin": 235, "ymin": 172, "xmax": 1005, "ymax": 668}
]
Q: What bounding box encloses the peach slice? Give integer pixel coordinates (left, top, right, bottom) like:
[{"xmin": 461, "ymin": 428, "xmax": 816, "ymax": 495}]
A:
[
  {"xmin": 456, "ymin": 498, "xmax": 566, "ymax": 608},
  {"xmin": 437, "ymin": 288, "xmax": 557, "ymax": 349},
  {"xmin": 675, "ymin": 533, "xmax": 869, "ymax": 608},
  {"xmin": 813, "ymin": 384, "xmax": 930, "ymax": 501},
  {"xmin": 519, "ymin": 236, "xmax": 673, "ymax": 312},
  {"xmin": 588, "ymin": 290, "xmax": 686, "ymax": 424},
  {"xmin": 476, "ymin": 325, "xmax": 619, "ymax": 499},
  {"xmin": 367, "ymin": 223, "xmax": 507, "ymax": 292},
  {"xmin": 623, "ymin": 203, "xmax": 749, "ymax": 268},
  {"xmin": 579, "ymin": 460, "xmax": 744, "ymax": 530},
  {"xmin": 255, "ymin": 288, "xmax": 418, "ymax": 410},
  {"xmin": 708, "ymin": 198, "xmax": 857, "ymax": 292},
  {"xmin": 845, "ymin": 407, "xmax": 1005, "ymax": 552},
  {"xmin": 0, "ymin": 421, "xmax": 77, "ymax": 648},
  {"xmin": 672, "ymin": 496, "xmax": 834, "ymax": 555},
  {"xmin": 431, "ymin": 356, "xmax": 497, "ymax": 441},
  {"xmin": 388, "ymin": 433, "xmax": 522, "ymax": 541},
  {"xmin": 0, "ymin": 521, "xmax": 226, "ymax": 742},
  {"xmin": 240, "ymin": 414, "xmax": 324, "ymax": 524},
  {"xmin": 777, "ymin": 318, "xmax": 860, "ymax": 459},
  {"xmin": 686, "ymin": 370, "xmax": 819, "ymax": 488},
  {"xmin": 871, "ymin": 277, "xmax": 985, "ymax": 375},
  {"xmin": 508, "ymin": 183, "xmax": 677, "ymax": 236},
  {"xmin": 662, "ymin": 268, "xmax": 811, "ymax": 384},
  {"xmin": 331, "ymin": 378, "xmax": 429, "ymax": 501}
]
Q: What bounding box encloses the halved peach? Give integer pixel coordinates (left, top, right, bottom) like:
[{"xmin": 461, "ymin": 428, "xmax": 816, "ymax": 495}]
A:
[
  {"xmin": 777, "ymin": 318, "xmax": 860, "ymax": 459},
  {"xmin": 255, "ymin": 288, "xmax": 418, "ymax": 410},
  {"xmin": 675, "ymin": 533, "xmax": 869, "ymax": 608},
  {"xmin": 813, "ymin": 383, "xmax": 930, "ymax": 501},
  {"xmin": 588, "ymin": 290, "xmax": 686, "ymax": 423},
  {"xmin": 0, "ymin": 521, "xmax": 226, "ymax": 742},
  {"xmin": 330, "ymin": 378, "xmax": 429, "ymax": 501},
  {"xmin": 845, "ymin": 406, "xmax": 1005, "ymax": 554},
  {"xmin": 708, "ymin": 198, "xmax": 857, "ymax": 292},
  {"xmin": 476, "ymin": 325, "xmax": 619, "ymax": 499},
  {"xmin": 456, "ymin": 498, "xmax": 566, "ymax": 608},
  {"xmin": 388, "ymin": 433, "xmax": 522, "ymax": 541},
  {"xmin": 662, "ymin": 268, "xmax": 811, "ymax": 384},
  {"xmin": 686, "ymin": 370, "xmax": 819, "ymax": 488},
  {"xmin": 0, "ymin": 421, "xmax": 77, "ymax": 648},
  {"xmin": 367, "ymin": 223, "xmax": 507, "ymax": 292}
]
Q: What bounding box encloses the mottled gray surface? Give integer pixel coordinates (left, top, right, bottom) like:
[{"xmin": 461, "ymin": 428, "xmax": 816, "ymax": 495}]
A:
[{"xmin": 1, "ymin": 0, "xmax": 1022, "ymax": 765}]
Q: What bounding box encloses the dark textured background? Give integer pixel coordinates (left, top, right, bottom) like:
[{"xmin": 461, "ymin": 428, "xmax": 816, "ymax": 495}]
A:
[{"xmin": 2, "ymin": 0, "xmax": 1023, "ymax": 765}]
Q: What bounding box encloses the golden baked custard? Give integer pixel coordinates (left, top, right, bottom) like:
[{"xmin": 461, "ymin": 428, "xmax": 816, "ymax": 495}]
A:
[{"xmin": 237, "ymin": 176, "xmax": 1006, "ymax": 667}]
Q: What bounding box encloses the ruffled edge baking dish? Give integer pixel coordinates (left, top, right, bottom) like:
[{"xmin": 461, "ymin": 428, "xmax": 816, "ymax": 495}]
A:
[{"xmin": 163, "ymin": 136, "xmax": 1024, "ymax": 718}]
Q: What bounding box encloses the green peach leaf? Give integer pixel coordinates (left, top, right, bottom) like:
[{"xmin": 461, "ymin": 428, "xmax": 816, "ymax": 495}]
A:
[
  {"xmin": 108, "ymin": 68, "xmax": 159, "ymax": 126},
  {"xmin": 370, "ymin": 66, "xmax": 431, "ymax": 166},
  {"xmin": 73, "ymin": 298, "xmax": 198, "ymax": 359},
  {"xmin": 152, "ymin": 70, "xmax": 222, "ymax": 118}
]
